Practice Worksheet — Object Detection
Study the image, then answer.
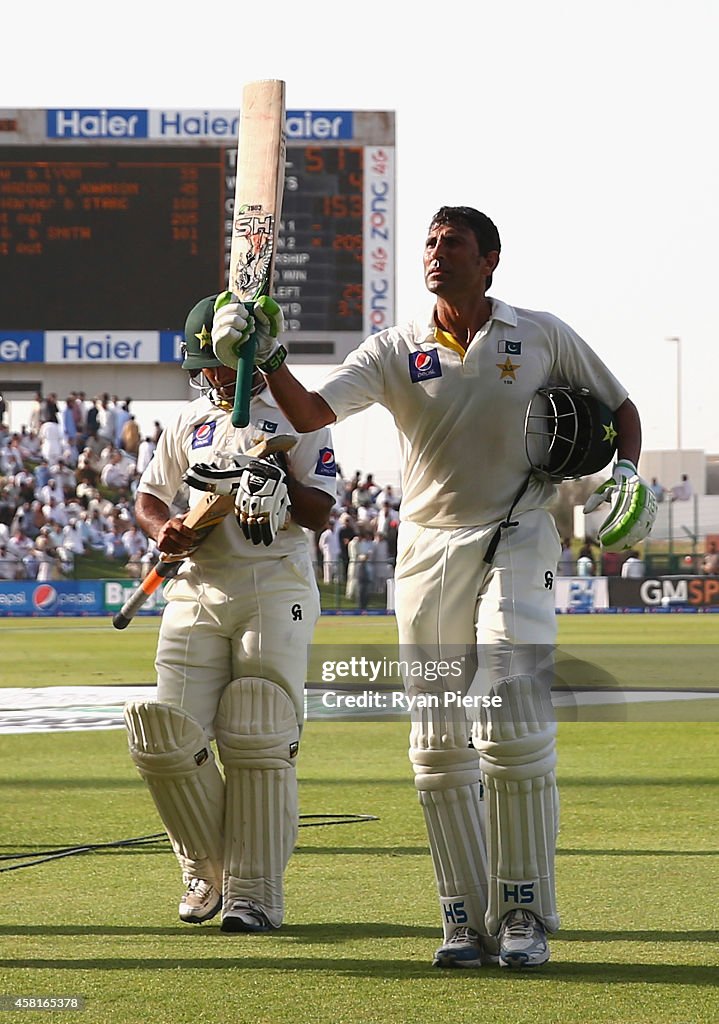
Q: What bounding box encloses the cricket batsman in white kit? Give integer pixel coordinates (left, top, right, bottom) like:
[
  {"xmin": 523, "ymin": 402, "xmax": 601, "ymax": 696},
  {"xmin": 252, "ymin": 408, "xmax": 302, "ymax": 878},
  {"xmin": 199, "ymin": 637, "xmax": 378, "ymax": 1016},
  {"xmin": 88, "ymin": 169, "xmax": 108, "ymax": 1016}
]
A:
[
  {"xmin": 211, "ymin": 206, "xmax": 656, "ymax": 967},
  {"xmin": 124, "ymin": 294, "xmax": 335, "ymax": 932}
]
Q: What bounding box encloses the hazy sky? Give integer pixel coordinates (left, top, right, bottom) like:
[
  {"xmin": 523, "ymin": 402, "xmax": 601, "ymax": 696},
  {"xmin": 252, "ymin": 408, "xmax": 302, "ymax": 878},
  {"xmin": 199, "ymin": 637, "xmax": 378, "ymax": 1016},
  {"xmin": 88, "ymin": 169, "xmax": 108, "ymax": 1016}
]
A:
[{"xmin": 5, "ymin": 0, "xmax": 718, "ymax": 459}]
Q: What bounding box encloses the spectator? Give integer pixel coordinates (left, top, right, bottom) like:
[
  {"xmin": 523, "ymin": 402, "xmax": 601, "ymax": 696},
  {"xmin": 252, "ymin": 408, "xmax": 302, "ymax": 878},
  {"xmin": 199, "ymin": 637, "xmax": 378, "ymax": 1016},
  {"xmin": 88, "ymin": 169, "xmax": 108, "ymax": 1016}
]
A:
[
  {"xmin": 62, "ymin": 398, "xmax": 78, "ymax": 447},
  {"xmin": 28, "ymin": 393, "xmax": 43, "ymax": 434},
  {"xmin": 557, "ymin": 538, "xmax": 574, "ymax": 576},
  {"xmin": 0, "ymin": 541, "xmax": 20, "ymax": 580},
  {"xmin": 346, "ymin": 526, "xmax": 374, "ymax": 607},
  {"xmin": 61, "ymin": 517, "xmax": 86, "ymax": 558},
  {"xmin": 318, "ymin": 519, "xmax": 341, "ymax": 584},
  {"xmin": 40, "ymin": 393, "xmax": 59, "ymax": 424},
  {"xmin": 621, "ymin": 550, "xmax": 644, "ymax": 578},
  {"xmin": 51, "ymin": 460, "xmax": 76, "ymax": 499},
  {"xmin": 39, "ymin": 418, "xmax": 63, "ymax": 464},
  {"xmin": 86, "ymin": 398, "xmax": 100, "ymax": 439},
  {"xmin": 136, "ymin": 436, "xmax": 156, "ymax": 474},
  {"xmin": 372, "ymin": 530, "xmax": 393, "ymax": 595},
  {"xmin": 576, "ymin": 541, "xmax": 596, "ymax": 577},
  {"xmin": 100, "ymin": 450, "xmax": 133, "ymax": 497},
  {"xmin": 0, "ymin": 392, "xmax": 5, "ymax": 427},
  {"xmin": 96, "ymin": 395, "xmax": 117, "ymax": 447},
  {"xmin": 702, "ymin": 541, "xmax": 719, "ymax": 576},
  {"xmin": 121, "ymin": 523, "xmax": 148, "ymax": 576},
  {"xmin": 649, "ymin": 477, "xmax": 665, "ymax": 503},
  {"xmin": 337, "ymin": 512, "xmax": 356, "ymax": 583},
  {"xmin": 120, "ymin": 414, "xmax": 141, "ymax": 456},
  {"xmin": 114, "ymin": 401, "xmax": 131, "ymax": 448},
  {"xmin": 671, "ymin": 474, "xmax": 693, "ymax": 501}
]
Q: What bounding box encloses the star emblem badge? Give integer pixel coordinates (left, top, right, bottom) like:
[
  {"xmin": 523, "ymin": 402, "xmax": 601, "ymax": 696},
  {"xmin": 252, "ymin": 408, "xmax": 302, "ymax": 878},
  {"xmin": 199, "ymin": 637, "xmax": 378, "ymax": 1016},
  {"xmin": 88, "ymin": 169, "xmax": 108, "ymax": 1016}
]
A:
[
  {"xmin": 603, "ymin": 420, "xmax": 618, "ymax": 443},
  {"xmin": 496, "ymin": 357, "xmax": 520, "ymax": 380},
  {"xmin": 195, "ymin": 324, "xmax": 213, "ymax": 349}
]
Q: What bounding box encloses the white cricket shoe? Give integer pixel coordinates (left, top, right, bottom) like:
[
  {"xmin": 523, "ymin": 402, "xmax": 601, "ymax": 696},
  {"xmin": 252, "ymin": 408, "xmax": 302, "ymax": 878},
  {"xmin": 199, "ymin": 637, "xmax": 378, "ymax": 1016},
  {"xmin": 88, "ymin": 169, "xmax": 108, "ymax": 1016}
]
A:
[
  {"xmin": 433, "ymin": 926, "xmax": 499, "ymax": 968},
  {"xmin": 498, "ymin": 909, "xmax": 550, "ymax": 968},
  {"xmin": 221, "ymin": 898, "xmax": 276, "ymax": 933},
  {"xmin": 178, "ymin": 878, "xmax": 222, "ymax": 924}
]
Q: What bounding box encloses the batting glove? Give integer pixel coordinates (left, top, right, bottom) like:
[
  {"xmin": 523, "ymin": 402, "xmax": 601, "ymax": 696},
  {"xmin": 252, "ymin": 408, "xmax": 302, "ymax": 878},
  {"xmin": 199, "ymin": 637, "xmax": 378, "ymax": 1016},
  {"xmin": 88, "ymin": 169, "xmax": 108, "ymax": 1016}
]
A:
[
  {"xmin": 584, "ymin": 460, "xmax": 658, "ymax": 551},
  {"xmin": 184, "ymin": 462, "xmax": 245, "ymax": 495},
  {"xmin": 212, "ymin": 292, "xmax": 285, "ymax": 372},
  {"xmin": 583, "ymin": 460, "xmax": 637, "ymax": 514},
  {"xmin": 211, "ymin": 291, "xmax": 256, "ymax": 369},
  {"xmin": 236, "ymin": 457, "xmax": 290, "ymax": 546}
]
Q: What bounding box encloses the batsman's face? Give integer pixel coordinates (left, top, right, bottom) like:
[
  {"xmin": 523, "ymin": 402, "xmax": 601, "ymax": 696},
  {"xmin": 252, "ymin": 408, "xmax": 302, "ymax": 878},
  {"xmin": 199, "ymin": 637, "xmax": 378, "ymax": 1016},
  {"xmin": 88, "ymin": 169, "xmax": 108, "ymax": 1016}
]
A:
[
  {"xmin": 423, "ymin": 222, "xmax": 498, "ymax": 298},
  {"xmin": 201, "ymin": 365, "xmax": 237, "ymax": 402}
]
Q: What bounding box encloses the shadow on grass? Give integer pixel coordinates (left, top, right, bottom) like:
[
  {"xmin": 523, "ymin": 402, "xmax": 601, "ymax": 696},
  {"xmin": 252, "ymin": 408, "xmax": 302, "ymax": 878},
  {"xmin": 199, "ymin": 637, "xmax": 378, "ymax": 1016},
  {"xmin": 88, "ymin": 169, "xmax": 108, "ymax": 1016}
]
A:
[{"xmin": 0, "ymin": 948, "xmax": 716, "ymax": 986}]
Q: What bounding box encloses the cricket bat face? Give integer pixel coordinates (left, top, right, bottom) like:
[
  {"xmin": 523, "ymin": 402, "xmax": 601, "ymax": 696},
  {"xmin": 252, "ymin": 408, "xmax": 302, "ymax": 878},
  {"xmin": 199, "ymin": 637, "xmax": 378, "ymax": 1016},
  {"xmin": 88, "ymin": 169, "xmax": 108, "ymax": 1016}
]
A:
[
  {"xmin": 230, "ymin": 79, "xmax": 286, "ymax": 301},
  {"xmin": 228, "ymin": 79, "xmax": 286, "ymax": 429}
]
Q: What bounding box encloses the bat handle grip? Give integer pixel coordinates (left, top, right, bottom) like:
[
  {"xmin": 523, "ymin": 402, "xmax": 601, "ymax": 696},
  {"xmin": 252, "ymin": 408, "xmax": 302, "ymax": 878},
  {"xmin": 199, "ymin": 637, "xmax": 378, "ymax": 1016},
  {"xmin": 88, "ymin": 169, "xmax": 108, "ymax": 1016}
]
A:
[
  {"xmin": 112, "ymin": 559, "xmax": 181, "ymax": 630},
  {"xmin": 232, "ymin": 335, "xmax": 256, "ymax": 428}
]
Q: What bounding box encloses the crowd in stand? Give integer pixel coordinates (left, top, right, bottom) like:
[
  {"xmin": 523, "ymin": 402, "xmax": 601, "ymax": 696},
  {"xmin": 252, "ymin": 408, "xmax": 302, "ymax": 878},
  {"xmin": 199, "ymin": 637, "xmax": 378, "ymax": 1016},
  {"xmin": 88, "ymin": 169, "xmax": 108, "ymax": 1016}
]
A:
[
  {"xmin": 311, "ymin": 470, "xmax": 401, "ymax": 609},
  {"xmin": 0, "ymin": 392, "xmax": 161, "ymax": 581},
  {"xmin": 6, "ymin": 393, "xmax": 710, "ymax": 596},
  {"xmin": 0, "ymin": 393, "xmax": 401, "ymax": 600}
]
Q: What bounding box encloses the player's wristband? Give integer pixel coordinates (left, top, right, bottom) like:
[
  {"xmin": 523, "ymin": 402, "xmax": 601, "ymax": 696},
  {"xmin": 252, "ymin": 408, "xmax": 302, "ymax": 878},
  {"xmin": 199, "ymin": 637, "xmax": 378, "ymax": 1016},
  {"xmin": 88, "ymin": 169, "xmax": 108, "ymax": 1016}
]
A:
[{"xmin": 258, "ymin": 344, "xmax": 287, "ymax": 375}]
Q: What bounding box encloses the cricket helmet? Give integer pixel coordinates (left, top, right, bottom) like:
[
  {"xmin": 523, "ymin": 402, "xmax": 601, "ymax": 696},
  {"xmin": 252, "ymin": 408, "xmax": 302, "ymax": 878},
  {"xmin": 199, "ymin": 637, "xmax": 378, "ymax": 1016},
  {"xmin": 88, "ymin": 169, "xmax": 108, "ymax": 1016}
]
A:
[
  {"xmin": 524, "ymin": 386, "xmax": 619, "ymax": 481},
  {"xmin": 181, "ymin": 294, "xmax": 224, "ymax": 370}
]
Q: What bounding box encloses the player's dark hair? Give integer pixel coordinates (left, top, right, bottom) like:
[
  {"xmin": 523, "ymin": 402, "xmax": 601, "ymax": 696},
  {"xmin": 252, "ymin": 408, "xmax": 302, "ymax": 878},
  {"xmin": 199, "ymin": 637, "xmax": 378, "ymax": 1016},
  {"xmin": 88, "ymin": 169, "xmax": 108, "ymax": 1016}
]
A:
[{"xmin": 430, "ymin": 206, "xmax": 501, "ymax": 287}]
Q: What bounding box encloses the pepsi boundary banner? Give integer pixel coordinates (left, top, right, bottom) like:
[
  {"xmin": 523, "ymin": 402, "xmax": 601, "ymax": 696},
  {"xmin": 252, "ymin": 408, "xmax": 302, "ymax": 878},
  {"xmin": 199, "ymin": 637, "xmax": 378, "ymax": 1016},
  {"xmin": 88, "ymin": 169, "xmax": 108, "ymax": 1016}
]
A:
[
  {"xmin": 0, "ymin": 580, "xmax": 168, "ymax": 617},
  {"xmin": 0, "ymin": 581, "xmax": 104, "ymax": 616}
]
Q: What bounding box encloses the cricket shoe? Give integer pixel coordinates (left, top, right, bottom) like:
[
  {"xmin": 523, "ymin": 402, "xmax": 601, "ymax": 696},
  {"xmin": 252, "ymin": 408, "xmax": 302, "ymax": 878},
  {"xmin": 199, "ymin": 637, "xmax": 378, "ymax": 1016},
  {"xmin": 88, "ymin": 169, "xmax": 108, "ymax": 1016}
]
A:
[
  {"xmin": 433, "ymin": 926, "xmax": 499, "ymax": 968},
  {"xmin": 221, "ymin": 898, "xmax": 276, "ymax": 933},
  {"xmin": 178, "ymin": 878, "xmax": 222, "ymax": 924},
  {"xmin": 498, "ymin": 909, "xmax": 550, "ymax": 969}
]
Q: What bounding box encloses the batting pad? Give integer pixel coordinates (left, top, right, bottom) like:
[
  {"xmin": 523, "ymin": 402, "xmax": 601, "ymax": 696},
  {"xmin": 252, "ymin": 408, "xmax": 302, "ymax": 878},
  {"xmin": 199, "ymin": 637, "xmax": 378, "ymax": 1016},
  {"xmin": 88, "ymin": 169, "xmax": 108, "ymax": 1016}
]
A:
[
  {"xmin": 124, "ymin": 700, "xmax": 225, "ymax": 889},
  {"xmin": 409, "ymin": 704, "xmax": 491, "ymax": 941},
  {"xmin": 472, "ymin": 674, "xmax": 560, "ymax": 934},
  {"xmin": 215, "ymin": 677, "xmax": 300, "ymax": 928}
]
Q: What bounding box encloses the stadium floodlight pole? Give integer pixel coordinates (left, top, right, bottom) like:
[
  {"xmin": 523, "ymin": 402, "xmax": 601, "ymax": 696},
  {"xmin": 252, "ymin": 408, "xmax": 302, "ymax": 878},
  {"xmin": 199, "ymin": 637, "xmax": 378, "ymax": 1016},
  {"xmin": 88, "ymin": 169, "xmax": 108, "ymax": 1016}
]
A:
[{"xmin": 666, "ymin": 336, "xmax": 682, "ymax": 450}]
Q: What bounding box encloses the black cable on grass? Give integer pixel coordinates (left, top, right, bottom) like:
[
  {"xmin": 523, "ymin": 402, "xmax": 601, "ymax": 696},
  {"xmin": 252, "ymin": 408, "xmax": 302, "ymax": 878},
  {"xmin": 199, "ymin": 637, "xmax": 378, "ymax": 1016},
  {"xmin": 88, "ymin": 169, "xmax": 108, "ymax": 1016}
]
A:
[{"xmin": 0, "ymin": 813, "xmax": 379, "ymax": 873}]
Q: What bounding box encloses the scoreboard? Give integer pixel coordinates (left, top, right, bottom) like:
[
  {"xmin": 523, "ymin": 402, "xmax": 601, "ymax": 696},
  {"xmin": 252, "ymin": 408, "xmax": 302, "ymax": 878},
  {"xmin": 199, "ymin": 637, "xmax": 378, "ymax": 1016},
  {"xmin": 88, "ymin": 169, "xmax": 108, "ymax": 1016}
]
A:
[{"xmin": 0, "ymin": 107, "xmax": 395, "ymax": 364}]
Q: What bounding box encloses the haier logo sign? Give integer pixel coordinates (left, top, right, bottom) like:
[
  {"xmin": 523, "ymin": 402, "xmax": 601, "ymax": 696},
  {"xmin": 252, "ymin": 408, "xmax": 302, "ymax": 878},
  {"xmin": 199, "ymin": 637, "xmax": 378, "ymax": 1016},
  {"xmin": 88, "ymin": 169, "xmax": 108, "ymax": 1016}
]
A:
[
  {"xmin": 151, "ymin": 110, "xmax": 353, "ymax": 141},
  {"xmin": 47, "ymin": 109, "xmax": 149, "ymax": 139},
  {"xmin": 45, "ymin": 332, "xmax": 159, "ymax": 363},
  {"xmin": 285, "ymin": 111, "xmax": 353, "ymax": 140}
]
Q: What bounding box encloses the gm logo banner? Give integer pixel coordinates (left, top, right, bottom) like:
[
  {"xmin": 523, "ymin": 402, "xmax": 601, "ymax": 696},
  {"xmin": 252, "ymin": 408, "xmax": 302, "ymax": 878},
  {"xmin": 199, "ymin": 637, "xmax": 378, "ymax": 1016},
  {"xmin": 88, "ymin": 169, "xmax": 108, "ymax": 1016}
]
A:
[{"xmin": 47, "ymin": 109, "xmax": 149, "ymax": 139}]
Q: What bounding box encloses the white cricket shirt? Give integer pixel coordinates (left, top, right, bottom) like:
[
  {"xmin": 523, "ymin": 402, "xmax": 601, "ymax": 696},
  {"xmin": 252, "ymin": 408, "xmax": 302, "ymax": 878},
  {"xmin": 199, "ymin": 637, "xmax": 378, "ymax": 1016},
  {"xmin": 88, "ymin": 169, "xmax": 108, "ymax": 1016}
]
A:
[
  {"xmin": 137, "ymin": 389, "xmax": 336, "ymax": 575},
  {"xmin": 316, "ymin": 299, "xmax": 628, "ymax": 529}
]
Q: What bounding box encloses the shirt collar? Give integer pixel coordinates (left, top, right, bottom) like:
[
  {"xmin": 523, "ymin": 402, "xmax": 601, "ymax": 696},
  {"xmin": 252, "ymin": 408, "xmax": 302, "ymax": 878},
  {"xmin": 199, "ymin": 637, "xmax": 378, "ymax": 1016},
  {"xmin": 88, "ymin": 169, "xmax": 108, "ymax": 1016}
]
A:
[{"xmin": 418, "ymin": 297, "xmax": 518, "ymax": 344}]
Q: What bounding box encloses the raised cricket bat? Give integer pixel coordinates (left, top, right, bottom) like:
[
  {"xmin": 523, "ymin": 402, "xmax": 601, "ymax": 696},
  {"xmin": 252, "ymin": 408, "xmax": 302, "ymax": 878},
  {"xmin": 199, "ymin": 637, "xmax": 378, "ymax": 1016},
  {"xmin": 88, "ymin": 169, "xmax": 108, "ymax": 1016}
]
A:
[
  {"xmin": 112, "ymin": 434, "xmax": 296, "ymax": 630},
  {"xmin": 215, "ymin": 79, "xmax": 286, "ymax": 429}
]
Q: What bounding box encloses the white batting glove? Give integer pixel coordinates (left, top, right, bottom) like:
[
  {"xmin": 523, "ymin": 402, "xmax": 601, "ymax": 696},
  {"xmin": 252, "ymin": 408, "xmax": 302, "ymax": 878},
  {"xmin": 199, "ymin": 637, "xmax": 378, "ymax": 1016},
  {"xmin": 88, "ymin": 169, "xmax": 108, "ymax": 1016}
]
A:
[
  {"xmin": 183, "ymin": 462, "xmax": 244, "ymax": 495},
  {"xmin": 583, "ymin": 460, "xmax": 637, "ymax": 514},
  {"xmin": 211, "ymin": 291, "xmax": 255, "ymax": 368},
  {"xmin": 584, "ymin": 460, "xmax": 657, "ymax": 551},
  {"xmin": 236, "ymin": 458, "xmax": 289, "ymax": 546}
]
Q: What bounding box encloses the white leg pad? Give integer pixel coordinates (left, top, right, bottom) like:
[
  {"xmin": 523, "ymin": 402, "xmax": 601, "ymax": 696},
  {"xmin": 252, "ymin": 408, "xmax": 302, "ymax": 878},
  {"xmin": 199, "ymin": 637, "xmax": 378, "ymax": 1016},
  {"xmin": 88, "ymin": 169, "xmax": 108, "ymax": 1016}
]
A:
[
  {"xmin": 410, "ymin": 705, "xmax": 491, "ymax": 942},
  {"xmin": 124, "ymin": 700, "xmax": 225, "ymax": 889},
  {"xmin": 472, "ymin": 674, "xmax": 560, "ymax": 934},
  {"xmin": 215, "ymin": 677, "xmax": 299, "ymax": 928}
]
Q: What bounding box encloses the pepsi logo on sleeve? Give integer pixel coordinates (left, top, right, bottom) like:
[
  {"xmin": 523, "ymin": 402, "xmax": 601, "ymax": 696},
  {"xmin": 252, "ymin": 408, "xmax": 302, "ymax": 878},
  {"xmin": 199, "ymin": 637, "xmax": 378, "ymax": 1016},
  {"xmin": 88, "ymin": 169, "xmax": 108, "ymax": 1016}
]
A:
[
  {"xmin": 315, "ymin": 447, "xmax": 337, "ymax": 477},
  {"xmin": 408, "ymin": 349, "xmax": 442, "ymax": 383},
  {"xmin": 191, "ymin": 421, "xmax": 217, "ymax": 449}
]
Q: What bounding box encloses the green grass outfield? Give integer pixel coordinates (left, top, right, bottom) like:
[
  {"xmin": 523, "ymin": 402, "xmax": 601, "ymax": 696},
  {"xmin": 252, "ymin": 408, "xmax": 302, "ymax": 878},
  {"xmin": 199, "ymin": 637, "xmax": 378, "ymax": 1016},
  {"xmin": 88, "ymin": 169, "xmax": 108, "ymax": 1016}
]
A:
[{"xmin": 0, "ymin": 615, "xmax": 718, "ymax": 1023}]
